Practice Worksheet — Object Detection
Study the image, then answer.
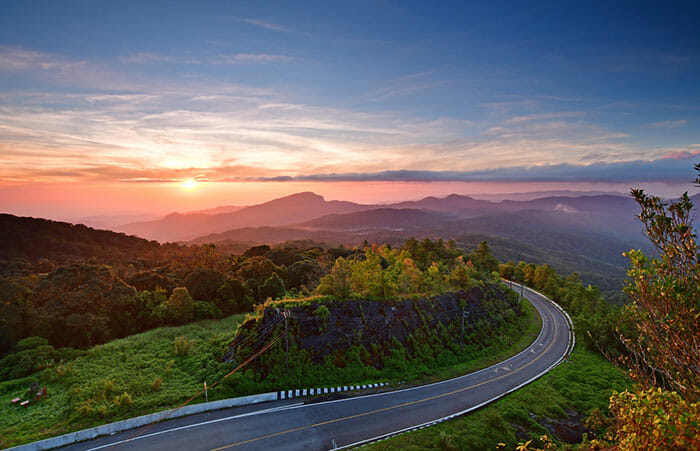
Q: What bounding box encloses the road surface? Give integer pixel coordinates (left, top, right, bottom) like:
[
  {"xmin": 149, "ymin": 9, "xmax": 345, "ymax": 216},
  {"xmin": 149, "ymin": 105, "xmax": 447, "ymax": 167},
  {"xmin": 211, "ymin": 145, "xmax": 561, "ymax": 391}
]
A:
[{"xmin": 60, "ymin": 283, "xmax": 573, "ymax": 451}]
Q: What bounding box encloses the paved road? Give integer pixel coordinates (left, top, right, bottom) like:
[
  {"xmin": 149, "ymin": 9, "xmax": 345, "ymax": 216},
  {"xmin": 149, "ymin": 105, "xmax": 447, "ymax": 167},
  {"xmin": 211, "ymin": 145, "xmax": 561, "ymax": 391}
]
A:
[{"xmin": 61, "ymin": 284, "xmax": 573, "ymax": 451}]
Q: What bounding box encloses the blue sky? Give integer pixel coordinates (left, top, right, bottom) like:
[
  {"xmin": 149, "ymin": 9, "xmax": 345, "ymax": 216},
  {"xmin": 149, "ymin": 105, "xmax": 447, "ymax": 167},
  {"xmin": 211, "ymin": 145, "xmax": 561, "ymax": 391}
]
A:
[{"xmin": 0, "ymin": 0, "xmax": 699, "ymax": 215}]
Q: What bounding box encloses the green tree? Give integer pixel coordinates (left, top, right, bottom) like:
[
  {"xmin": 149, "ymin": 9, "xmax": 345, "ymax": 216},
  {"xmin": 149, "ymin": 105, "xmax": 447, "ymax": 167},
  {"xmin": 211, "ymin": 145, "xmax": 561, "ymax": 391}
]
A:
[
  {"xmin": 260, "ymin": 273, "xmax": 286, "ymax": 301},
  {"xmin": 184, "ymin": 268, "xmax": 225, "ymax": 301},
  {"xmin": 469, "ymin": 241, "xmax": 499, "ymax": 274},
  {"xmin": 316, "ymin": 256, "xmax": 353, "ymax": 298},
  {"xmin": 216, "ymin": 278, "xmax": 254, "ymax": 314},
  {"xmin": 164, "ymin": 287, "xmax": 195, "ymax": 324}
]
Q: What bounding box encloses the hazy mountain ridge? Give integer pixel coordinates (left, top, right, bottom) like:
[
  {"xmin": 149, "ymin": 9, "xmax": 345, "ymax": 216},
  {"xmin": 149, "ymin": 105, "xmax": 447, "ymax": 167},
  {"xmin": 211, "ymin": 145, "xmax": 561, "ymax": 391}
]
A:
[
  {"xmin": 115, "ymin": 191, "xmax": 654, "ymax": 243},
  {"xmin": 116, "ymin": 192, "xmax": 375, "ymax": 242}
]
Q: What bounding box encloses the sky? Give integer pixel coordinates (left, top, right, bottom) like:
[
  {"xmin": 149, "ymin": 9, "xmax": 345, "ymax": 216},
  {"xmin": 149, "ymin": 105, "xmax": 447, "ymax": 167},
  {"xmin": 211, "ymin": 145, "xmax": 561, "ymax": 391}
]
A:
[{"xmin": 1, "ymin": 0, "xmax": 699, "ymax": 218}]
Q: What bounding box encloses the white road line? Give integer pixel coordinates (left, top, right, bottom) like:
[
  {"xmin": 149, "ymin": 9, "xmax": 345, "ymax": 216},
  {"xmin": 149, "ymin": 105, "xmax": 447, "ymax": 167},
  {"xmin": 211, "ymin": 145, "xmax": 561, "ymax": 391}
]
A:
[{"xmin": 85, "ymin": 403, "xmax": 304, "ymax": 451}]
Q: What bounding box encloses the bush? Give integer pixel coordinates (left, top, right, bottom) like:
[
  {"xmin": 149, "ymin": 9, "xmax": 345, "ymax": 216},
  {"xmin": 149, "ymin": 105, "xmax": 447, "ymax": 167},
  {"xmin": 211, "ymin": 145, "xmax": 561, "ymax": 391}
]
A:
[
  {"xmin": 609, "ymin": 388, "xmax": 700, "ymax": 450},
  {"xmin": 113, "ymin": 392, "xmax": 132, "ymax": 408},
  {"xmin": 174, "ymin": 335, "xmax": 194, "ymax": 355}
]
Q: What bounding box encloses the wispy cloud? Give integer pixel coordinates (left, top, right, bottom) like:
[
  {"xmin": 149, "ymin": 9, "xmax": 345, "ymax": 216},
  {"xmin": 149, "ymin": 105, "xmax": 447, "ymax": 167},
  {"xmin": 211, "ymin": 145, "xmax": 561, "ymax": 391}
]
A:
[
  {"xmin": 235, "ymin": 18, "xmax": 293, "ymax": 33},
  {"xmin": 647, "ymin": 119, "xmax": 688, "ymax": 128},
  {"xmin": 0, "ymin": 46, "xmax": 692, "ymax": 188},
  {"xmin": 0, "ymin": 46, "xmax": 84, "ymax": 72},
  {"xmin": 121, "ymin": 51, "xmax": 297, "ymax": 66},
  {"xmin": 216, "ymin": 53, "xmax": 297, "ymax": 64},
  {"xmin": 357, "ymin": 72, "xmax": 443, "ymax": 103},
  {"xmin": 504, "ymin": 111, "xmax": 585, "ymax": 124}
]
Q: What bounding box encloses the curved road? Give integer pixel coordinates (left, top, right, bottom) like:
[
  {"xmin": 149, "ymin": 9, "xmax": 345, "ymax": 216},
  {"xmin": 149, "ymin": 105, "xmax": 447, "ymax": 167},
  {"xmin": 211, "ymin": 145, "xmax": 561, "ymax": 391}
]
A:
[{"xmin": 61, "ymin": 284, "xmax": 573, "ymax": 451}]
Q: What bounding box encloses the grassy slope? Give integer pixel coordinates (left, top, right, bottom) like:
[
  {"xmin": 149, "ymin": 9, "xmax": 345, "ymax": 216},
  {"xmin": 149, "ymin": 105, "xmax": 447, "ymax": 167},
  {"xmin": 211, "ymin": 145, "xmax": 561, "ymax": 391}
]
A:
[
  {"xmin": 0, "ymin": 314, "xmax": 246, "ymax": 448},
  {"xmin": 367, "ymin": 344, "xmax": 629, "ymax": 450},
  {"xmin": 0, "ymin": 297, "xmax": 540, "ymax": 448}
]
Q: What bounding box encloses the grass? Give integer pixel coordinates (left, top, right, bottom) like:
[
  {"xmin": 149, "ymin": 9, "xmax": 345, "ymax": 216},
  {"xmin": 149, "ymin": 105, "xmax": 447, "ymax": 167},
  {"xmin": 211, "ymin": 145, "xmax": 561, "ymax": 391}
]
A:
[
  {"xmin": 365, "ymin": 345, "xmax": 629, "ymax": 451},
  {"xmin": 0, "ymin": 314, "xmax": 246, "ymax": 448},
  {"xmin": 0, "ymin": 298, "xmax": 541, "ymax": 448},
  {"xmin": 403, "ymin": 297, "xmax": 541, "ymax": 386}
]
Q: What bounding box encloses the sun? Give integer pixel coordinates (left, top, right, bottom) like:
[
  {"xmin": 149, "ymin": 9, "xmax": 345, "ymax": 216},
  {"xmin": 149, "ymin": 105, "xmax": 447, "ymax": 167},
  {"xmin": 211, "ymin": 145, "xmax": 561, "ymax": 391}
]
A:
[{"xmin": 181, "ymin": 178, "xmax": 198, "ymax": 189}]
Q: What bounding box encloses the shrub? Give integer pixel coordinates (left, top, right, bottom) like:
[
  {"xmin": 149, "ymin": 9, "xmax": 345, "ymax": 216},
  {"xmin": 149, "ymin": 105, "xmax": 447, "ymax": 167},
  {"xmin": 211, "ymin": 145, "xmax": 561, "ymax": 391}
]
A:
[
  {"xmin": 113, "ymin": 392, "xmax": 132, "ymax": 408},
  {"xmin": 174, "ymin": 335, "xmax": 194, "ymax": 355},
  {"xmin": 609, "ymin": 388, "xmax": 700, "ymax": 450}
]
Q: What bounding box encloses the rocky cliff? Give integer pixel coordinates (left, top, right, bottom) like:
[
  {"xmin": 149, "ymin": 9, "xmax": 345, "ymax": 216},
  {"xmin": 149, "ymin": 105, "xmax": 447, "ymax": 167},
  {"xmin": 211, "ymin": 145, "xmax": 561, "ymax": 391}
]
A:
[{"xmin": 225, "ymin": 283, "xmax": 519, "ymax": 367}]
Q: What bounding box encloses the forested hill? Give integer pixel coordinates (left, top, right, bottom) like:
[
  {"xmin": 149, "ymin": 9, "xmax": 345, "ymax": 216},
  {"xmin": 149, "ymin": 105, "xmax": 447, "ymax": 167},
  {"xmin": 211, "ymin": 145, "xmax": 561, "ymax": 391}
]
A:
[{"xmin": 0, "ymin": 214, "xmax": 182, "ymax": 265}]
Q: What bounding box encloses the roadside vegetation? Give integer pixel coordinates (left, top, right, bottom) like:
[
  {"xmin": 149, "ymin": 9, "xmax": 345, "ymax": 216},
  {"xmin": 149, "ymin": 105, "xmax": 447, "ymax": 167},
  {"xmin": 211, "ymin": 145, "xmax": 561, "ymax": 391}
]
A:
[
  {"xmin": 0, "ymin": 237, "xmax": 540, "ymax": 448},
  {"xmin": 0, "ymin": 291, "xmax": 539, "ymax": 448},
  {"xmin": 367, "ymin": 345, "xmax": 629, "ymax": 450}
]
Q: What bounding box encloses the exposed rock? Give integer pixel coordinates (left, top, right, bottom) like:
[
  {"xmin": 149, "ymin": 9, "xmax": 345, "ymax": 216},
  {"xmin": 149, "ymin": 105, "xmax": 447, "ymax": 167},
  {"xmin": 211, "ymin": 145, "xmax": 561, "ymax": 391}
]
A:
[
  {"xmin": 541, "ymin": 409, "xmax": 592, "ymax": 443},
  {"xmin": 225, "ymin": 283, "xmax": 518, "ymax": 367}
]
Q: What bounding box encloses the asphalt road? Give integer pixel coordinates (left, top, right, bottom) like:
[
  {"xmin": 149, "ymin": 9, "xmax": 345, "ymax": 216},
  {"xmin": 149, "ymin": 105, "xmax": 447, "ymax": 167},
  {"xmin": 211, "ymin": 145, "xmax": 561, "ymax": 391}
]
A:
[{"xmin": 60, "ymin": 283, "xmax": 573, "ymax": 451}]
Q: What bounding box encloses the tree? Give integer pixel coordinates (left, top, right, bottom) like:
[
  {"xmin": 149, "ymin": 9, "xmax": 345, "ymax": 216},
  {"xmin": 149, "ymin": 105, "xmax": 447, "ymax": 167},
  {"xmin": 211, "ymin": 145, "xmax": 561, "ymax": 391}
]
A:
[
  {"xmin": 618, "ymin": 170, "xmax": 700, "ymax": 401},
  {"xmin": 316, "ymin": 257, "xmax": 353, "ymax": 298},
  {"xmin": 260, "ymin": 273, "xmax": 286, "ymax": 301},
  {"xmin": 164, "ymin": 287, "xmax": 195, "ymax": 324},
  {"xmin": 184, "ymin": 268, "xmax": 225, "ymax": 301},
  {"xmin": 216, "ymin": 278, "xmax": 253, "ymax": 314},
  {"xmin": 469, "ymin": 241, "xmax": 499, "ymax": 274}
]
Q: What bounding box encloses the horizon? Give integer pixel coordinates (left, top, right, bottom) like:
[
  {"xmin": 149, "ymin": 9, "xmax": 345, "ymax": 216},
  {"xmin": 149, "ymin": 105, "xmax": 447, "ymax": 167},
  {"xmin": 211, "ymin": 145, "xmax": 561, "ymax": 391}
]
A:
[{"xmin": 1, "ymin": 1, "xmax": 699, "ymax": 219}]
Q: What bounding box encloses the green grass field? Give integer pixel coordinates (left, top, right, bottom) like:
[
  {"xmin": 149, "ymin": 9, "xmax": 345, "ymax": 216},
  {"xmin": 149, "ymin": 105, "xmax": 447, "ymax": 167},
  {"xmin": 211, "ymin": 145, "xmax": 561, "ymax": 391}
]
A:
[
  {"xmin": 0, "ymin": 314, "xmax": 247, "ymax": 448},
  {"xmin": 0, "ymin": 299, "xmax": 540, "ymax": 448},
  {"xmin": 366, "ymin": 345, "xmax": 629, "ymax": 450}
]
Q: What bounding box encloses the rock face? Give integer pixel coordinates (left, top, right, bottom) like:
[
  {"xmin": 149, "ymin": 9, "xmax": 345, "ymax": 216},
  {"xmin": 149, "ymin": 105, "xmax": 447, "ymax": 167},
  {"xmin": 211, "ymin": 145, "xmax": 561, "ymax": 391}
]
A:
[{"xmin": 226, "ymin": 283, "xmax": 518, "ymax": 365}]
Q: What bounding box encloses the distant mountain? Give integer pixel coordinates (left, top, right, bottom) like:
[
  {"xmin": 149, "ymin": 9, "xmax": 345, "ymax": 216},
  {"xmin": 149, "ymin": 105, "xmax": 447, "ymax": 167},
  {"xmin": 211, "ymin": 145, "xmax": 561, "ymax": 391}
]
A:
[
  {"xmin": 298, "ymin": 208, "xmax": 457, "ymax": 231},
  {"xmin": 185, "ymin": 193, "xmax": 655, "ymax": 295},
  {"xmin": 387, "ymin": 194, "xmax": 496, "ymax": 216},
  {"xmin": 116, "ymin": 192, "xmax": 374, "ymax": 242},
  {"xmin": 472, "ymin": 190, "xmax": 627, "ymax": 202},
  {"xmin": 113, "ymin": 190, "xmax": 654, "ymax": 245},
  {"xmin": 498, "ymin": 195, "xmax": 640, "ymax": 217},
  {"xmin": 183, "ymin": 205, "xmax": 244, "ymax": 215}
]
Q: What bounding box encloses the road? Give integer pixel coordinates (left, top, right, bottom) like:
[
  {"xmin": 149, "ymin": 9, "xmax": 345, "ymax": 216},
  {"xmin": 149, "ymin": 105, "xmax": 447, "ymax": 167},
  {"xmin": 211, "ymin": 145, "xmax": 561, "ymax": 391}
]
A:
[{"xmin": 60, "ymin": 283, "xmax": 573, "ymax": 451}]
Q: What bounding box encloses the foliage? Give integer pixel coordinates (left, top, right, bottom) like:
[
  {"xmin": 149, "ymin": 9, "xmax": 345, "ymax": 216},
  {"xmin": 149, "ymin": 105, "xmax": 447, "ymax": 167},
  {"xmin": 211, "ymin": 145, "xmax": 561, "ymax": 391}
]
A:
[
  {"xmin": 184, "ymin": 268, "xmax": 225, "ymax": 301},
  {"xmin": 216, "ymin": 278, "xmax": 254, "ymax": 315},
  {"xmin": 499, "ymin": 261, "xmax": 624, "ymax": 358},
  {"xmin": 470, "ymin": 240, "xmax": 500, "ymax": 274},
  {"xmin": 260, "ymin": 273, "xmax": 286, "ymax": 300},
  {"xmin": 163, "ymin": 287, "xmax": 195, "ymax": 324},
  {"xmin": 316, "ymin": 240, "xmax": 487, "ymax": 300},
  {"xmin": 609, "ymin": 388, "xmax": 700, "ymax": 450},
  {"xmin": 0, "ymin": 314, "xmax": 247, "ymax": 448},
  {"xmin": 619, "ymin": 189, "xmax": 700, "ymax": 401}
]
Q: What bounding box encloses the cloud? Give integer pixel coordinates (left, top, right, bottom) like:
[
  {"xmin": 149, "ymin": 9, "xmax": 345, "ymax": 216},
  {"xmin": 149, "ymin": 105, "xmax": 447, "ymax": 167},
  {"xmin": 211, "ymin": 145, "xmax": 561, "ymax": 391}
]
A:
[
  {"xmin": 120, "ymin": 52, "xmax": 297, "ymax": 66},
  {"xmin": 216, "ymin": 53, "xmax": 297, "ymax": 64},
  {"xmin": 0, "ymin": 46, "xmax": 84, "ymax": 72},
  {"xmin": 356, "ymin": 72, "xmax": 444, "ymax": 104},
  {"xmin": 661, "ymin": 149, "xmax": 700, "ymax": 160},
  {"xmin": 235, "ymin": 18, "xmax": 293, "ymax": 33},
  {"xmin": 647, "ymin": 119, "xmax": 688, "ymax": 128},
  {"xmin": 248, "ymin": 156, "xmax": 699, "ymax": 183},
  {"xmin": 504, "ymin": 112, "xmax": 585, "ymax": 124}
]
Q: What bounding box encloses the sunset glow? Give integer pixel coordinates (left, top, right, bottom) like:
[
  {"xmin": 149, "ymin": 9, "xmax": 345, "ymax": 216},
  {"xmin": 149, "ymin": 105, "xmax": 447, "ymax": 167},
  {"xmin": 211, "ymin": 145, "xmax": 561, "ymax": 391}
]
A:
[{"xmin": 0, "ymin": 2, "xmax": 698, "ymax": 219}]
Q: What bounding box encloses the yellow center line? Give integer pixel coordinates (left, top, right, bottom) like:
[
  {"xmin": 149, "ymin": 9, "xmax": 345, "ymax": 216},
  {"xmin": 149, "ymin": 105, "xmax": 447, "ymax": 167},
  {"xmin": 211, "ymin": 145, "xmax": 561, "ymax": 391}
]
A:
[{"xmin": 210, "ymin": 303, "xmax": 561, "ymax": 450}]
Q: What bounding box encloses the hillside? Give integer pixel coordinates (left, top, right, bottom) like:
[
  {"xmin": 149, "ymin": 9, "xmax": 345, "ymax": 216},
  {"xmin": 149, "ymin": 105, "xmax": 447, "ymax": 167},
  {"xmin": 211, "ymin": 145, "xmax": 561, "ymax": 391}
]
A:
[{"xmin": 0, "ymin": 214, "xmax": 166, "ymax": 265}]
